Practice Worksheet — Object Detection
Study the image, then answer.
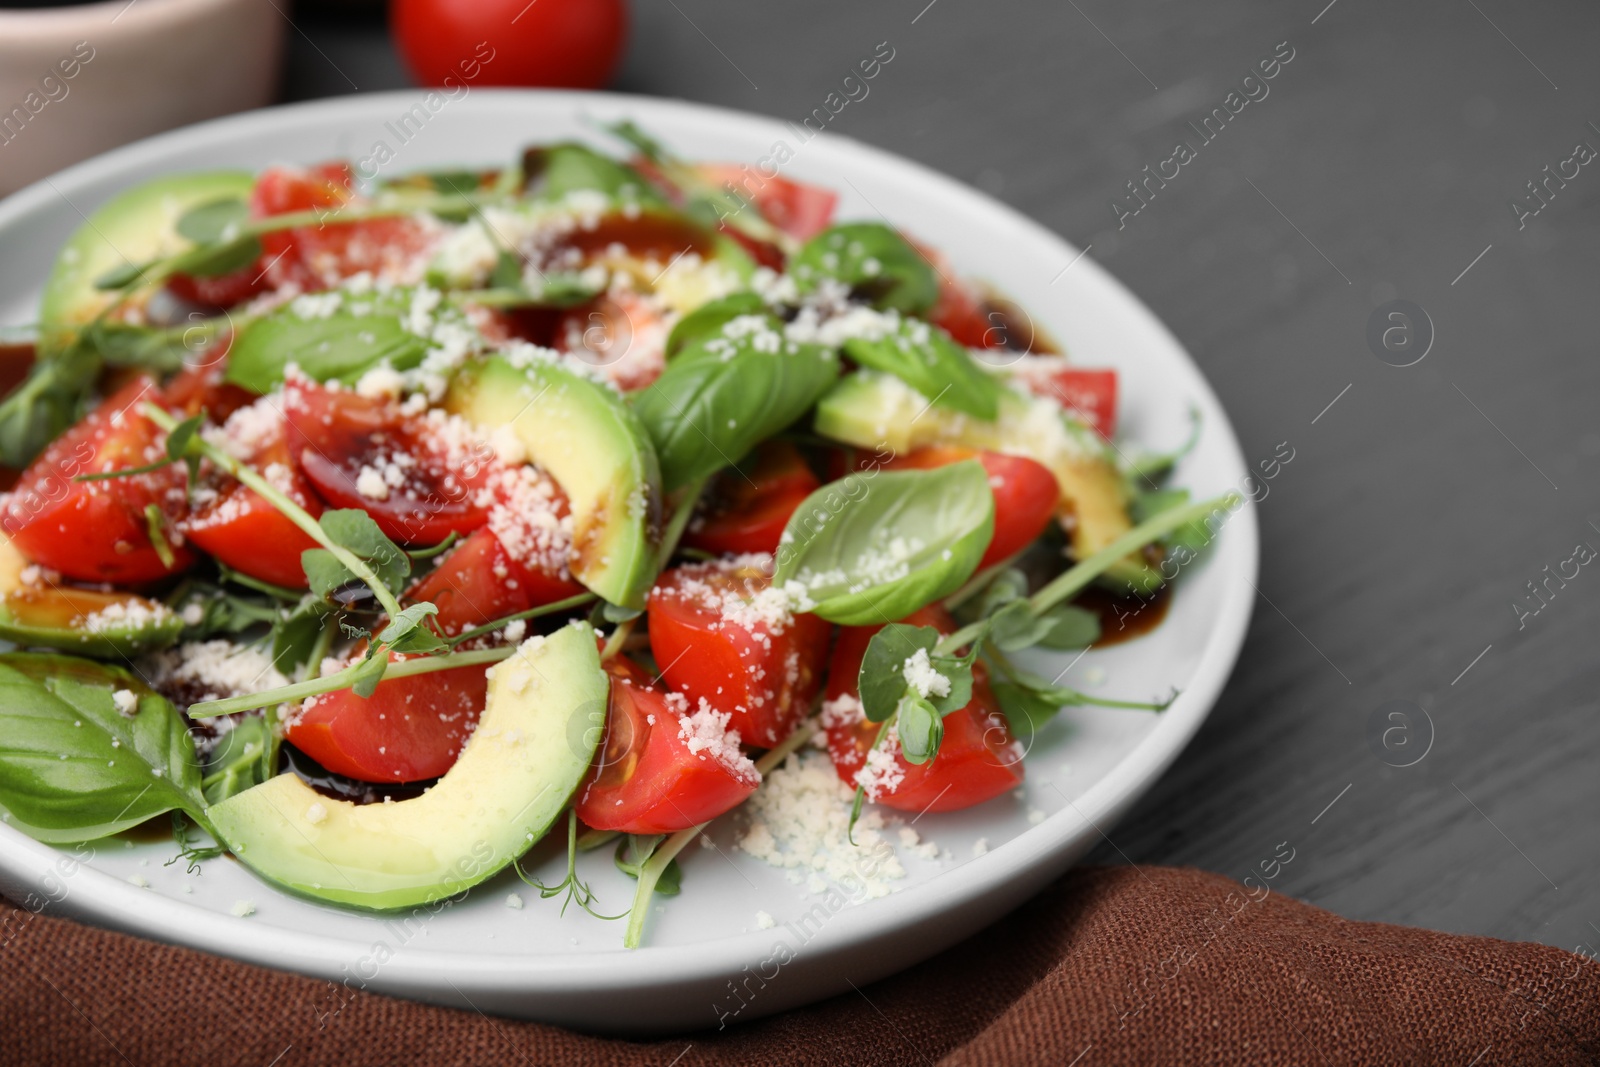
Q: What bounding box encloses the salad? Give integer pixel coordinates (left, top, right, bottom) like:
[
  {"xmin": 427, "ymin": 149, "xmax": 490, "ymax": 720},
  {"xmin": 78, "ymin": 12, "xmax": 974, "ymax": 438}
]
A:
[{"xmin": 0, "ymin": 124, "xmax": 1232, "ymax": 947}]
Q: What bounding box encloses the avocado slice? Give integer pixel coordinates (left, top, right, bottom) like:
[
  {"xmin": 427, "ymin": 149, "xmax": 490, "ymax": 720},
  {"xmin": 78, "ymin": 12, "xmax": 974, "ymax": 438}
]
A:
[
  {"xmin": 37, "ymin": 171, "xmax": 256, "ymax": 357},
  {"xmin": 445, "ymin": 355, "xmax": 663, "ymax": 609},
  {"xmin": 815, "ymin": 371, "xmax": 1159, "ymax": 593},
  {"xmin": 207, "ymin": 622, "xmax": 607, "ymax": 911},
  {"xmin": 0, "ymin": 534, "xmax": 182, "ymax": 657}
]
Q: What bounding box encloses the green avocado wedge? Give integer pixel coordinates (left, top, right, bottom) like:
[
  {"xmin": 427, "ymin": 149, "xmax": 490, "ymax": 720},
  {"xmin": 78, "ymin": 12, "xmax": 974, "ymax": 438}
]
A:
[
  {"xmin": 445, "ymin": 355, "xmax": 663, "ymax": 609},
  {"xmin": 815, "ymin": 370, "xmax": 1160, "ymax": 594},
  {"xmin": 207, "ymin": 622, "xmax": 607, "ymax": 911},
  {"xmin": 37, "ymin": 170, "xmax": 256, "ymax": 357},
  {"xmin": 0, "ymin": 534, "xmax": 181, "ymax": 658}
]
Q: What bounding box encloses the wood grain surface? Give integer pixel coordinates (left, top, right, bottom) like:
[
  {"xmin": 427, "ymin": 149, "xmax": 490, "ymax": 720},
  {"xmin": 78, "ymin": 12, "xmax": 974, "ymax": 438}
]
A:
[{"xmin": 283, "ymin": 0, "xmax": 1600, "ymax": 955}]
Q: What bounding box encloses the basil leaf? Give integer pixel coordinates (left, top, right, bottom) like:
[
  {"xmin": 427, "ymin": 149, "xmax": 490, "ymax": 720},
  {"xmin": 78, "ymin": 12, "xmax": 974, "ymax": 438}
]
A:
[
  {"xmin": 175, "ymin": 197, "xmax": 250, "ymax": 244},
  {"xmin": 270, "ymin": 596, "xmax": 329, "ymax": 674},
  {"xmin": 791, "ymin": 222, "xmax": 938, "ymax": 315},
  {"xmin": 0, "ymin": 345, "xmax": 99, "ymax": 467},
  {"xmin": 169, "ymin": 235, "xmax": 263, "ymax": 278},
  {"xmin": 224, "ymin": 288, "xmax": 441, "ymax": 394},
  {"xmin": 0, "ymin": 654, "xmax": 208, "ymax": 843},
  {"xmin": 200, "ymin": 715, "xmax": 270, "ymax": 805},
  {"xmin": 302, "ymin": 509, "xmax": 410, "ymax": 599},
  {"xmin": 857, "ymin": 624, "xmax": 937, "ymax": 723},
  {"xmin": 522, "ymin": 143, "xmax": 666, "ymax": 206},
  {"xmin": 773, "ymin": 462, "xmax": 994, "ymax": 625},
  {"xmin": 1034, "ymin": 604, "xmax": 1101, "ymax": 650},
  {"xmin": 662, "ymin": 291, "xmax": 766, "ymax": 360},
  {"xmin": 613, "ymin": 835, "xmax": 682, "ymax": 896},
  {"xmin": 633, "ymin": 315, "xmax": 839, "ymax": 492},
  {"xmin": 842, "ymin": 317, "xmax": 1003, "ymax": 420},
  {"xmin": 991, "ymin": 680, "xmax": 1063, "ymax": 737},
  {"xmin": 927, "ymin": 647, "xmax": 977, "ymax": 715},
  {"xmin": 348, "ymin": 651, "xmax": 388, "ymax": 699},
  {"xmin": 896, "ymin": 695, "xmax": 942, "ymax": 765},
  {"xmin": 377, "ymin": 602, "xmax": 446, "ymax": 655},
  {"xmin": 93, "ymin": 259, "xmax": 155, "ymax": 291},
  {"xmin": 1133, "ymin": 488, "xmax": 1209, "ymax": 555}
]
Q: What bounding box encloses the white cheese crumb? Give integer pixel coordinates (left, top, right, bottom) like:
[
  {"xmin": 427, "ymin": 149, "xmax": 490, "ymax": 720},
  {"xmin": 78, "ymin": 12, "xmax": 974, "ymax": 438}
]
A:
[
  {"xmin": 231, "ymin": 899, "xmax": 256, "ymax": 918},
  {"xmin": 972, "ymin": 838, "xmax": 989, "ymax": 857},
  {"xmin": 304, "ymin": 802, "xmax": 328, "ymax": 826},
  {"xmin": 110, "ymin": 689, "xmax": 138, "ymax": 717},
  {"xmin": 355, "ymin": 465, "xmax": 390, "ymax": 500},
  {"xmin": 505, "ymin": 893, "xmax": 524, "ymax": 910},
  {"xmin": 127, "ymin": 875, "xmax": 148, "ymax": 888},
  {"xmin": 755, "ymin": 910, "xmax": 776, "ymax": 930},
  {"xmin": 901, "ymin": 648, "xmax": 951, "ymax": 699}
]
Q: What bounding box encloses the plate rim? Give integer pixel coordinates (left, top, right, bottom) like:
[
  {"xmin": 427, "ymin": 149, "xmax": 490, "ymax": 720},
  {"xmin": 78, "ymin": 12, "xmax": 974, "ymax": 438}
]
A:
[{"xmin": 0, "ymin": 87, "xmax": 1258, "ymax": 1002}]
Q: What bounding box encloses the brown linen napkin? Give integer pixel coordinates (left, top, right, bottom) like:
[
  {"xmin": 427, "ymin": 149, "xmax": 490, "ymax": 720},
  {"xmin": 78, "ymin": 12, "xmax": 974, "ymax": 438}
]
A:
[{"xmin": 2, "ymin": 865, "xmax": 1596, "ymax": 1066}]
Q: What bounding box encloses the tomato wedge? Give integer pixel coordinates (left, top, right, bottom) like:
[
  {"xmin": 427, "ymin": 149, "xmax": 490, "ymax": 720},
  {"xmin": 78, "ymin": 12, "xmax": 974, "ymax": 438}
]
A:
[
  {"xmin": 283, "ymin": 376, "xmax": 498, "ymax": 545},
  {"xmin": 284, "ymin": 522, "xmax": 584, "ymax": 783},
  {"xmin": 2, "ymin": 377, "xmax": 194, "ymax": 584},
  {"xmin": 251, "ymin": 163, "xmax": 436, "ymax": 292},
  {"xmin": 693, "ymin": 164, "xmax": 839, "ymax": 242},
  {"xmin": 822, "ymin": 605, "xmax": 1024, "ymax": 813},
  {"xmin": 552, "ymin": 290, "xmax": 669, "ymax": 392},
  {"xmin": 648, "ymin": 555, "xmax": 830, "ymax": 747},
  {"xmin": 575, "ymin": 656, "xmax": 760, "ymax": 834},
  {"xmin": 1013, "ymin": 362, "xmax": 1118, "ymax": 440},
  {"xmin": 882, "ymin": 447, "xmax": 1058, "ymax": 568},
  {"xmin": 682, "ymin": 440, "xmax": 819, "ymax": 557},
  {"xmin": 181, "ymin": 399, "xmax": 324, "ymax": 589}
]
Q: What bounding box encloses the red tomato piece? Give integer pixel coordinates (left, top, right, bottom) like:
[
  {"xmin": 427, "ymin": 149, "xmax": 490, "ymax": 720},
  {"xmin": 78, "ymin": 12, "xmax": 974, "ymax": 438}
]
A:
[
  {"xmin": 883, "ymin": 447, "xmax": 1058, "ymax": 569},
  {"xmin": 552, "ymin": 290, "xmax": 669, "ymax": 392},
  {"xmin": 682, "ymin": 440, "xmax": 820, "ymax": 557},
  {"xmin": 403, "ymin": 526, "xmax": 582, "ymax": 638},
  {"xmin": 822, "ymin": 605, "xmax": 1024, "ymax": 813},
  {"xmin": 392, "ymin": 0, "xmax": 627, "ymax": 91},
  {"xmin": 250, "ymin": 164, "xmax": 435, "ymax": 292},
  {"xmin": 181, "ymin": 400, "xmax": 323, "ymax": 589},
  {"xmin": 164, "ymin": 267, "xmax": 267, "ymax": 311},
  {"xmin": 1016, "ymin": 364, "xmax": 1118, "ymax": 440},
  {"xmin": 288, "ymin": 663, "xmax": 488, "ymax": 783},
  {"xmin": 285, "ymin": 526, "xmax": 577, "ymax": 783},
  {"xmin": 575, "ymin": 656, "xmax": 760, "ymax": 834},
  {"xmin": 648, "ymin": 555, "xmax": 831, "ymax": 747},
  {"xmin": 1, "ymin": 377, "xmax": 194, "ymax": 584},
  {"xmin": 161, "ymin": 356, "xmax": 255, "ymax": 424},
  {"xmin": 283, "ymin": 376, "xmax": 497, "ymax": 545},
  {"xmin": 693, "ymin": 164, "xmax": 839, "ymax": 242}
]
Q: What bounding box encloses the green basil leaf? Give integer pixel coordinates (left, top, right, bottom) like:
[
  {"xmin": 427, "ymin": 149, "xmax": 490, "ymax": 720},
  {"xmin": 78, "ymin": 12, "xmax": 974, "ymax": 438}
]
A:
[
  {"xmin": 842, "ymin": 316, "xmax": 1003, "ymax": 420},
  {"xmin": 301, "ymin": 509, "xmax": 410, "ymax": 604},
  {"xmin": 896, "ymin": 695, "xmax": 942, "ymax": 765},
  {"xmin": 175, "ymin": 197, "xmax": 250, "ymax": 244},
  {"xmin": 988, "ymin": 600, "xmax": 1056, "ymax": 652},
  {"xmin": 93, "ymin": 259, "xmax": 155, "ymax": 291},
  {"xmin": 773, "ymin": 462, "xmax": 994, "ymax": 625},
  {"xmin": 1133, "ymin": 488, "xmax": 1209, "ymax": 555},
  {"xmin": 200, "ymin": 714, "xmax": 270, "ymax": 806},
  {"xmin": 1034, "ymin": 604, "xmax": 1101, "ymax": 650},
  {"xmin": 270, "ymin": 596, "xmax": 329, "ymax": 674},
  {"xmin": 927, "ymin": 649, "xmax": 977, "ymax": 714},
  {"xmin": 633, "ymin": 315, "xmax": 839, "ymax": 492},
  {"xmin": 223, "ymin": 288, "xmax": 443, "ymax": 394},
  {"xmin": 377, "ymin": 602, "xmax": 447, "ymax": 655},
  {"xmin": 991, "ymin": 679, "xmax": 1063, "ymax": 737},
  {"xmin": 790, "ymin": 222, "xmax": 938, "ymax": 315},
  {"xmin": 857, "ymin": 624, "xmax": 938, "ymax": 723},
  {"xmin": 662, "ymin": 291, "xmax": 766, "ymax": 360},
  {"xmin": 170, "ymin": 235, "xmax": 263, "ymax": 278},
  {"xmin": 0, "ymin": 346, "xmax": 99, "ymax": 467},
  {"xmin": 613, "ymin": 835, "xmax": 682, "ymax": 896},
  {"xmin": 0, "ymin": 654, "xmax": 207, "ymax": 843},
  {"xmin": 522, "ymin": 143, "xmax": 666, "ymax": 206},
  {"xmin": 348, "ymin": 651, "xmax": 388, "ymax": 699}
]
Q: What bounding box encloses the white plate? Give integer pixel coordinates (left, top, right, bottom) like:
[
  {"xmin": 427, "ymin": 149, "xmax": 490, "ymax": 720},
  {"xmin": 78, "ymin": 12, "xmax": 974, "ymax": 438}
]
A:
[{"xmin": 0, "ymin": 90, "xmax": 1257, "ymax": 1034}]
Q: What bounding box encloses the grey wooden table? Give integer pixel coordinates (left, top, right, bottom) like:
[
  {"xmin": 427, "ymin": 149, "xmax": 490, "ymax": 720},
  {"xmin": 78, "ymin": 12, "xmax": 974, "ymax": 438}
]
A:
[{"xmin": 285, "ymin": 0, "xmax": 1600, "ymax": 956}]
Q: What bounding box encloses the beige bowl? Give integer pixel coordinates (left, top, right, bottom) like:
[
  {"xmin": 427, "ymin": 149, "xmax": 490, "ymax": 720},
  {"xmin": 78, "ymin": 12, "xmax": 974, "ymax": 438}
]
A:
[{"xmin": 0, "ymin": 0, "xmax": 285, "ymax": 194}]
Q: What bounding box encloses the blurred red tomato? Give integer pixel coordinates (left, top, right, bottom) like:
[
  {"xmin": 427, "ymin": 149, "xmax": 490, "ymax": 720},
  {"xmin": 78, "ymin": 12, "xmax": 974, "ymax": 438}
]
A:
[{"xmin": 391, "ymin": 0, "xmax": 628, "ymax": 91}]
